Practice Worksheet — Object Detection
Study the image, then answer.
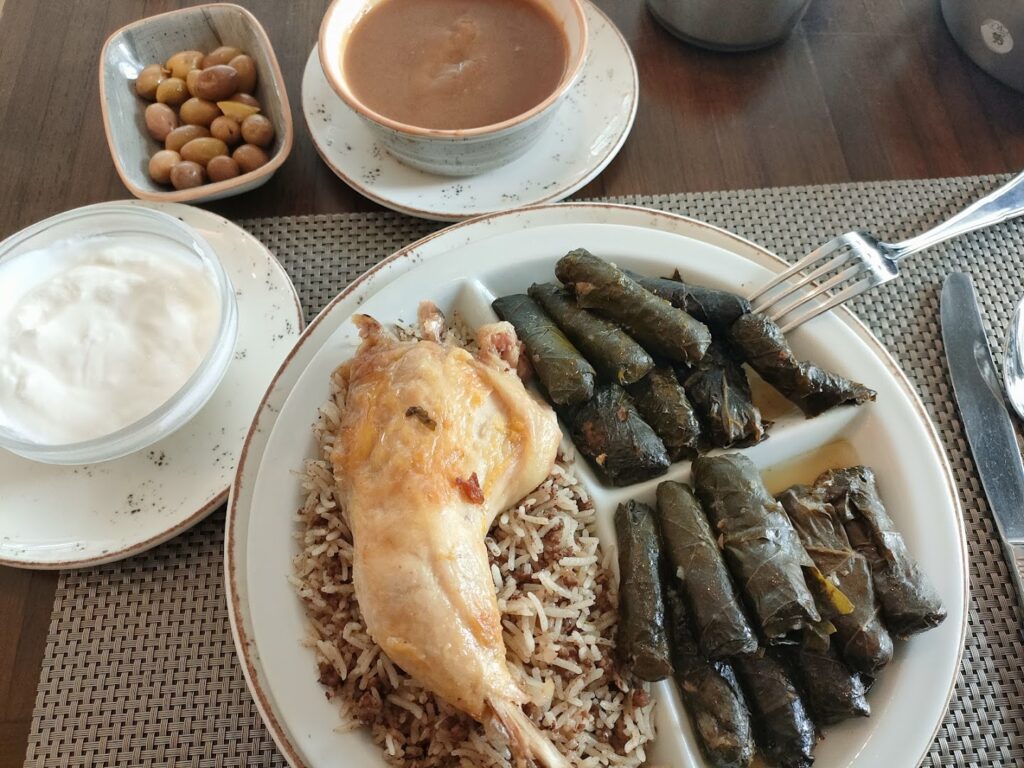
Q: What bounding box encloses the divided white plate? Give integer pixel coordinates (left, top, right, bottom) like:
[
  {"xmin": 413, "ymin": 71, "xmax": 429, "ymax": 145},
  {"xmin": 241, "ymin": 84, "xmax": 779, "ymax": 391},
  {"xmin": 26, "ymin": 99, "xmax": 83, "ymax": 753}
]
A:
[
  {"xmin": 301, "ymin": 1, "xmax": 638, "ymax": 221},
  {"xmin": 0, "ymin": 201, "xmax": 303, "ymax": 568},
  {"xmin": 226, "ymin": 204, "xmax": 968, "ymax": 768}
]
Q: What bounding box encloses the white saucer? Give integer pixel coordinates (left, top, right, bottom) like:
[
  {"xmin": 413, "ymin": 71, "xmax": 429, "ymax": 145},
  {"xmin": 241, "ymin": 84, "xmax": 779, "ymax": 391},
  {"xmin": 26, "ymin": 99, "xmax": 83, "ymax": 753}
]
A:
[
  {"xmin": 0, "ymin": 201, "xmax": 303, "ymax": 569},
  {"xmin": 301, "ymin": 1, "xmax": 638, "ymax": 221}
]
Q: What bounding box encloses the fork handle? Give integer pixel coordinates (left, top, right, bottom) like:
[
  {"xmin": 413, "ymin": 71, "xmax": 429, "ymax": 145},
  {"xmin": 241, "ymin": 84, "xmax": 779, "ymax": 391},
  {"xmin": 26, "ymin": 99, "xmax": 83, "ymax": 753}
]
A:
[{"xmin": 888, "ymin": 171, "xmax": 1024, "ymax": 259}]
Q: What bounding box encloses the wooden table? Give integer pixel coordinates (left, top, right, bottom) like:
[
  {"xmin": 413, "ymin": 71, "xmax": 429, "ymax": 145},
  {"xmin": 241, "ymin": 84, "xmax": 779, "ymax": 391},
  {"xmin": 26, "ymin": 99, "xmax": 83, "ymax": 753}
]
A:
[{"xmin": 1, "ymin": 0, "xmax": 1023, "ymax": 764}]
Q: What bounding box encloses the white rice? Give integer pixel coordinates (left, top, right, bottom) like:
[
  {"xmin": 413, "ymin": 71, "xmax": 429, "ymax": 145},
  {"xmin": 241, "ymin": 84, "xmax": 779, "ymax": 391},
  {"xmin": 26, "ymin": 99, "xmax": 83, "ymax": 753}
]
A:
[{"xmin": 292, "ymin": 324, "xmax": 656, "ymax": 767}]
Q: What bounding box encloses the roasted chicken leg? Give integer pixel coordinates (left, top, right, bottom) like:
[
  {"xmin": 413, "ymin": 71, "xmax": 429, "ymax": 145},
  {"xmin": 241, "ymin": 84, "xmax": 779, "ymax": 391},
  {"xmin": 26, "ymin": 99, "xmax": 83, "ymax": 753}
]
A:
[{"xmin": 331, "ymin": 311, "xmax": 567, "ymax": 768}]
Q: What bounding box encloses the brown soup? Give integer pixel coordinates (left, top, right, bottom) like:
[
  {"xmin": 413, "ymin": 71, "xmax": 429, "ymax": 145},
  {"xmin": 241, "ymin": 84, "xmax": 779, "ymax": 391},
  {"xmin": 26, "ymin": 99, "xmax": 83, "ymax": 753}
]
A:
[{"xmin": 344, "ymin": 0, "xmax": 569, "ymax": 131}]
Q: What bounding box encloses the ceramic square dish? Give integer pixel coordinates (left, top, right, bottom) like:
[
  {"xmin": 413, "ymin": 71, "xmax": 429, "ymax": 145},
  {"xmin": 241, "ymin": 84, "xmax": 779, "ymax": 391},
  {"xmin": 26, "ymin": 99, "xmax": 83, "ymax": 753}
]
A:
[{"xmin": 99, "ymin": 3, "xmax": 293, "ymax": 204}]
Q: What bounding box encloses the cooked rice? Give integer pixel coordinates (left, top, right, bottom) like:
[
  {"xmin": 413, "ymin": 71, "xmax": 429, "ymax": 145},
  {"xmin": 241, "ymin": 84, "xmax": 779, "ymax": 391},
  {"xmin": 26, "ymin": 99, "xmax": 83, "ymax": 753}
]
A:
[{"xmin": 291, "ymin": 323, "xmax": 656, "ymax": 767}]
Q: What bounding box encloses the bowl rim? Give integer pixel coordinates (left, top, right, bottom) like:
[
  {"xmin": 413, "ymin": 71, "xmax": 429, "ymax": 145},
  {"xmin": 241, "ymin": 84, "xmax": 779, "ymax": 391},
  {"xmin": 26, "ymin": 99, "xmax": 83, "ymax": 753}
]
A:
[
  {"xmin": 98, "ymin": 2, "xmax": 294, "ymax": 203},
  {"xmin": 0, "ymin": 203, "xmax": 238, "ymax": 462},
  {"xmin": 317, "ymin": 0, "xmax": 589, "ymax": 138}
]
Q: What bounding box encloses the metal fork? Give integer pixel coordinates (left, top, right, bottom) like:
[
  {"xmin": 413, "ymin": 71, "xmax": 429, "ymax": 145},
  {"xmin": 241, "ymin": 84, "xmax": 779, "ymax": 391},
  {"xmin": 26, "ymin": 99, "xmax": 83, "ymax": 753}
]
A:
[{"xmin": 749, "ymin": 171, "xmax": 1024, "ymax": 332}]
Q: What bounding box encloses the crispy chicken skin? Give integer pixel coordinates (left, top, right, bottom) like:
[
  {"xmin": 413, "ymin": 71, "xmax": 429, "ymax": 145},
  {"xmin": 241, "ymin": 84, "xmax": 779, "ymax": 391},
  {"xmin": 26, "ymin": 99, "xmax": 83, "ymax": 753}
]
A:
[{"xmin": 331, "ymin": 312, "xmax": 568, "ymax": 767}]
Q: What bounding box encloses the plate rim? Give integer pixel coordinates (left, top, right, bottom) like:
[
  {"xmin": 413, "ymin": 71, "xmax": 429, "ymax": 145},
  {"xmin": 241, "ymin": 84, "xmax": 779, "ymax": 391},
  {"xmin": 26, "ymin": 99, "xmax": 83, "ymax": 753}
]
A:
[
  {"xmin": 301, "ymin": 0, "xmax": 639, "ymax": 222},
  {"xmin": 225, "ymin": 201, "xmax": 969, "ymax": 768},
  {"xmin": 0, "ymin": 200, "xmax": 304, "ymax": 570}
]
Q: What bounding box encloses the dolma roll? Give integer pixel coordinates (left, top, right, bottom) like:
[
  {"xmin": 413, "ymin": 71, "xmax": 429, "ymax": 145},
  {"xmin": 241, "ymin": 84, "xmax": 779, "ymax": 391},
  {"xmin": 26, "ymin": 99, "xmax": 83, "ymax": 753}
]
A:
[
  {"xmin": 666, "ymin": 587, "xmax": 756, "ymax": 768},
  {"xmin": 628, "ymin": 367, "xmax": 702, "ymax": 461},
  {"xmin": 626, "ymin": 270, "xmax": 751, "ymax": 332},
  {"xmin": 683, "ymin": 342, "xmax": 767, "ymax": 449},
  {"xmin": 733, "ymin": 650, "xmax": 817, "ymax": 768},
  {"xmin": 555, "ymin": 248, "xmax": 712, "ymax": 364},
  {"xmin": 615, "ymin": 500, "xmax": 673, "ymax": 681},
  {"xmin": 692, "ymin": 454, "xmax": 820, "ymax": 641},
  {"xmin": 528, "ymin": 282, "xmax": 654, "ymax": 385},
  {"xmin": 492, "ymin": 294, "xmax": 596, "ymax": 406},
  {"xmin": 791, "ymin": 639, "xmax": 870, "ymax": 725},
  {"xmin": 567, "ymin": 384, "xmax": 670, "ymax": 486},
  {"xmin": 656, "ymin": 481, "xmax": 758, "ymax": 659},
  {"xmin": 729, "ymin": 313, "xmax": 875, "ymax": 417},
  {"xmin": 816, "ymin": 466, "xmax": 946, "ymax": 638},
  {"xmin": 778, "ymin": 485, "xmax": 893, "ymax": 675}
]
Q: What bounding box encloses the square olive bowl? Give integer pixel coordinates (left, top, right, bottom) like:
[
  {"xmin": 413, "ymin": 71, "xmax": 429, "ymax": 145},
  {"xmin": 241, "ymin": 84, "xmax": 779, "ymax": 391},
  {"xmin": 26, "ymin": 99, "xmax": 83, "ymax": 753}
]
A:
[{"xmin": 99, "ymin": 3, "xmax": 293, "ymax": 203}]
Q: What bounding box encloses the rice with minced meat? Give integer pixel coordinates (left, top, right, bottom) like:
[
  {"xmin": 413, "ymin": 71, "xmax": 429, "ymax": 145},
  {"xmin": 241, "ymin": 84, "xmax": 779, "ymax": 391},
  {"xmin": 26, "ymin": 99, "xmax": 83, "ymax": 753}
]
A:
[{"xmin": 291, "ymin": 326, "xmax": 656, "ymax": 767}]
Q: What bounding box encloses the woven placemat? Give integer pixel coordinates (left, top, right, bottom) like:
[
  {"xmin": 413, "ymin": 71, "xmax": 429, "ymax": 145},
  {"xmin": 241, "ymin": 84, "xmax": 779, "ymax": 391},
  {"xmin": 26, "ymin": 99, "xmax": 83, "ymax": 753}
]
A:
[{"xmin": 24, "ymin": 176, "xmax": 1024, "ymax": 767}]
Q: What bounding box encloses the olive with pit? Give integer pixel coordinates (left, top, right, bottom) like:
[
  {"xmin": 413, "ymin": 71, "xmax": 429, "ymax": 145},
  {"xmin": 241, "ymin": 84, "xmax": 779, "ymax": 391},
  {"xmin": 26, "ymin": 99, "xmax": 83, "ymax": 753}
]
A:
[
  {"xmin": 193, "ymin": 65, "xmax": 240, "ymax": 102},
  {"xmin": 135, "ymin": 64, "xmax": 169, "ymax": 100},
  {"xmin": 144, "ymin": 102, "xmax": 179, "ymax": 141},
  {"xmin": 169, "ymin": 160, "xmax": 206, "ymax": 190},
  {"xmin": 155, "ymin": 77, "xmax": 189, "ymax": 107},
  {"xmin": 233, "ymin": 143, "xmax": 269, "ymax": 173},
  {"xmin": 179, "ymin": 97, "xmax": 222, "ymax": 127},
  {"xmin": 210, "ymin": 116, "xmax": 241, "ymax": 146},
  {"xmin": 149, "ymin": 150, "xmax": 182, "ymax": 185},
  {"xmin": 165, "ymin": 124, "xmax": 211, "ymax": 153},
  {"xmin": 201, "ymin": 46, "xmax": 242, "ymax": 69},
  {"xmin": 180, "ymin": 137, "xmax": 229, "ymax": 167},
  {"xmin": 228, "ymin": 54, "xmax": 257, "ymax": 93},
  {"xmin": 207, "ymin": 155, "xmax": 241, "ymax": 183},
  {"xmin": 228, "ymin": 92, "xmax": 260, "ymax": 108},
  {"xmin": 241, "ymin": 114, "xmax": 274, "ymax": 148},
  {"xmin": 186, "ymin": 69, "xmax": 202, "ymax": 98},
  {"xmin": 165, "ymin": 50, "xmax": 204, "ymax": 80}
]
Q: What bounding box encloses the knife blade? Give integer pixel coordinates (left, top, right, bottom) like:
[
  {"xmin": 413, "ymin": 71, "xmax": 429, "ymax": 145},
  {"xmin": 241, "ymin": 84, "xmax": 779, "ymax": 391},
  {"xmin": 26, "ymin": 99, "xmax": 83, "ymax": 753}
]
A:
[{"xmin": 941, "ymin": 272, "xmax": 1024, "ymax": 604}]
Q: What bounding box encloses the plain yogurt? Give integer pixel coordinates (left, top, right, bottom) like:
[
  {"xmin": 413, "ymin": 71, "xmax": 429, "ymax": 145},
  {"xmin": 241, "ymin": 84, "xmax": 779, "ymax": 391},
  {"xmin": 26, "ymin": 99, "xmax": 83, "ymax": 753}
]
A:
[{"xmin": 0, "ymin": 233, "xmax": 221, "ymax": 445}]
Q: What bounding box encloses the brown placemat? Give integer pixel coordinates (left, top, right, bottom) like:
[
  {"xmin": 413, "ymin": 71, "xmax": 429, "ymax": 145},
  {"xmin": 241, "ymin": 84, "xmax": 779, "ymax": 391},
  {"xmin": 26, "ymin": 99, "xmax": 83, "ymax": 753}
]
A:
[{"xmin": 24, "ymin": 176, "xmax": 1024, "ymax": 767}]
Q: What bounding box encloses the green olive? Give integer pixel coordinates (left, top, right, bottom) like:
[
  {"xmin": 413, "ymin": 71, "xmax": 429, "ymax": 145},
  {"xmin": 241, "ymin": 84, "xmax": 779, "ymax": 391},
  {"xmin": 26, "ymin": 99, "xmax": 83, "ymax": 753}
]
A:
[
  {"xmin": 202, "ymin": 46, "xmax": 242, "ymax": 69},
  {"xmin": 180, "ymin": 136, "xmax": 229, "ymax": 167},
  {"xmin": 149, "ymin": 150, "xmax": 181, "ymax": 185},
  {"xmin": 233, "ymin": 143, "xmax": 269, "ymax": 173},
  {"xmin": 228, "ymin": 92, "xmax": 260, "ymax": 108},
  {"xmin": 210, "ymin": 115, "xmax": 241, "ymax": 146},
  {"xmin": 193, "ymin": 65, "xmax": 240, "ymax": 102},
  {"xmin": 240, "ymin": 114, "xmax": 274, "ymax": 148},
  {"xmin": 170, "ymin": 160, "xmax": 206, "ymax": 190},
  {"xmin": 228, "ymin": 54, "xmax": 257, "ymax": 94},
  {"xmin": 166, "ymin": 50, "xmax": 204, "ymax": 80},
  {"xmin": 207, "ymin": 155, "xmax": 241, "ymax": 183},
  {"xmin": 155, "ymin": 77, "xmax": 188, "ymax": 107},
  {"xmin": 165, "ymin": 124, "xmax": 210, "ymax": 153},
  {"xmin": 186, "ymin": 68, "xmax": 202, "ymax": 98},
  {"xmin": 144, "ymin": 102, "xmax": 179, "ymax": 141},
  {"xmin": 179, "ymin": 97, "xmax": 222, "ymax": 127},
  {"xmin": 135, "ymin": 64, "xmax": 169, "ymax": 101}
]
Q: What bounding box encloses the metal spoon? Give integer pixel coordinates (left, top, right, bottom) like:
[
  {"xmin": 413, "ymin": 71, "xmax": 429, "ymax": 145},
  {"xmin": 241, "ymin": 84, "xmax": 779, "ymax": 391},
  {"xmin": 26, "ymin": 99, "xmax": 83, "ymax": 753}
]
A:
[{"xmin": 1003, "ymin": 297, "xmax": 1024, "ymax": 421}]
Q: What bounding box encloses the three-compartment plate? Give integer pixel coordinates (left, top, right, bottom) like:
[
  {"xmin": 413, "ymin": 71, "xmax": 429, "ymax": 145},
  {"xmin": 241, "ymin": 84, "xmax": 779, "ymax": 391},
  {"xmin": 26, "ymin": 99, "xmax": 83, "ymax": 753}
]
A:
[{"xmin": 226, "ymin": 204, "xmax": 968, "ymax": 768}]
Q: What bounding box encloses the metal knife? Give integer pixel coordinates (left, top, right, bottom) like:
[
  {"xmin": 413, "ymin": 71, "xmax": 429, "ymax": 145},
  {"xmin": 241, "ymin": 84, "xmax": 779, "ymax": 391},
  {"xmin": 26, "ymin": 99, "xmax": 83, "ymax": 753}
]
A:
[{"xmin": 941, "ymin": 272, "xmax": 1024, "ymax": 604}]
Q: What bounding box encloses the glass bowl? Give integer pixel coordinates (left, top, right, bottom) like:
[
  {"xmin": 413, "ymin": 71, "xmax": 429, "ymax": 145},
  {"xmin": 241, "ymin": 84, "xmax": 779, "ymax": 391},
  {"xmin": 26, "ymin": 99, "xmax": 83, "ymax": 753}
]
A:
[{"xmin": 0, "ymin": 203, "xmax": 238, "ymax": 464}]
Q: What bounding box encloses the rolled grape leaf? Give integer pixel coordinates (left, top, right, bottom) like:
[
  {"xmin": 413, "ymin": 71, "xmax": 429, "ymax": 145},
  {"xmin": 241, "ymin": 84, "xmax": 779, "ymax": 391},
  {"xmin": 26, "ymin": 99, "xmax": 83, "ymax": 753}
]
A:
[
  {"xmin": 791, "ymin": 638, "xmax": 870, "ymax": 726},
  {"xmin": 566, "ymin": 384, "xmax": 670, "ymax": 486},
  {"xmin": 555, "ymin": 248, "xmax": 712, "ymax": 364},
  {"xmin": 656, "ymin": 481, "xmax": 758, "ymax": 659},
  {"xmin": 683, "ymin": 342, "xmax": 767, "ymax": 449},
  {"xmin": 733, "ymin": 650, "xmax": 817, "ymax": 768},
  {"xmin": 628, "ymin": 367, "xmax": 702, "ymax": 461},
  {"xmin": 815, "ymin": 466, "xmax": 946, "ymax": 638},
  {"xmin": 528, "ymin": 282, "xmax": 654, "ymax": 385},
  {"xmin": 492, "ymin": 293, "xmax": 595, "ymax": 406},
  {"xmin": 626, "ymin": 270, "xmax": 751, "ymax": 332},
  {"xmin": 778, "ymin": 485, "xmax": 893, "ymax": 675},
  {"xmin": 692, "ymin": 454, "xmax": 820, "ymax": 641},
  {"xmin": 615, "ymin": 500, "xmax": 673, "ymax": 681},
  {"xmin": 729, "ymin": 313, "xmax": 875, "ymax": 417},
  {"xmin": 665, "ymin": 587, "xmax": 756, "ymax": 768}
]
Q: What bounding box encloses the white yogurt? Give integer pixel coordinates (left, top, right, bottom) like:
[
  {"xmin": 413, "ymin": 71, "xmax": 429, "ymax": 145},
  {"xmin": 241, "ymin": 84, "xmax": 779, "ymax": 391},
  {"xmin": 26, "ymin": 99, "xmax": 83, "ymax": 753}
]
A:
[{"xmin": 0, "ymin": 234, "xmax": 221, "ymax": 445}]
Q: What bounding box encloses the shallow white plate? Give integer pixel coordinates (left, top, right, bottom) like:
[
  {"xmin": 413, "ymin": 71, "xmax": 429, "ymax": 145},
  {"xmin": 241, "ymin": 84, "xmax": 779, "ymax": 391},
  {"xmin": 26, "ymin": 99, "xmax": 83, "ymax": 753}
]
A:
[
  {"xmin": 301, "ymin": 1, "xmax": 638, "ymax": 222},
  {"xmin": 0, "ymin": 201, "xmax": 303, "ymax": 569},
  {"xmin": 226, "ymin": 204, "xmax": 968, "ymax": 768}
]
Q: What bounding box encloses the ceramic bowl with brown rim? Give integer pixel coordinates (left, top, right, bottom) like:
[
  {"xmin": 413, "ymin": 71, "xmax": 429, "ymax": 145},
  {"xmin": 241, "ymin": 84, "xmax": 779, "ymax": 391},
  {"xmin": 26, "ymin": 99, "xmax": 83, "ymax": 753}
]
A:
[
  {"xmin": 318, "ymin": 0, "xmax": 588, "ymax": 177},
  {"xmin": 99, "ymin": 3, "xmax": 293, "ymax": 204}
]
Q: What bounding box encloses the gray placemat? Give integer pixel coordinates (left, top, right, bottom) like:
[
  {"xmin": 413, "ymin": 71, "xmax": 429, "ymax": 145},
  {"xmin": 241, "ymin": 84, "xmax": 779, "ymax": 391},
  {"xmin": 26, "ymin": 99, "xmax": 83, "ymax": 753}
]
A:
[{"xmin": 24, "ymin": 175, "xmax": 1024, "ymax": 767}]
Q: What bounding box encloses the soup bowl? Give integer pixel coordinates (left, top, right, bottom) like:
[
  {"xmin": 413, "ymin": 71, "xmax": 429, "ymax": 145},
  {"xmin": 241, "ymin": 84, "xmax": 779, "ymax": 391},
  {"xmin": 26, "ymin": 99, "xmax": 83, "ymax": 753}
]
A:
[{"xmin": 318, "ymin": 0, "xmax": 588, "ymax": 177}]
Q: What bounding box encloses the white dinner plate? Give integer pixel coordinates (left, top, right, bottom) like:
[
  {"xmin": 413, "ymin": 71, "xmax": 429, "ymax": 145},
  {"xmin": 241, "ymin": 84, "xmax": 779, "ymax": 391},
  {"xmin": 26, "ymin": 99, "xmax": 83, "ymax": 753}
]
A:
[
  {"xmin": 0, "ymin": 201, "xmax": 303, "ymax": 569},
  {"xmin": 226, "ymin": 204, "xmax": 968, "ymax": 768},
  {"xmin": 301, "ymin": 1, "xmax": 638, "ymax": 221}
]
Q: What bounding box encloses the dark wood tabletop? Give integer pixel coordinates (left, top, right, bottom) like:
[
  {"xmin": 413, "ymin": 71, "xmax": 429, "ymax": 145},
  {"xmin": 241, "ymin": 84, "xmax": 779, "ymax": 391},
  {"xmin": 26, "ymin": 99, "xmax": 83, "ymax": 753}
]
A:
[{"xmin": 1, "ymin": 0, "xmax": 1023, "ymax": 764}]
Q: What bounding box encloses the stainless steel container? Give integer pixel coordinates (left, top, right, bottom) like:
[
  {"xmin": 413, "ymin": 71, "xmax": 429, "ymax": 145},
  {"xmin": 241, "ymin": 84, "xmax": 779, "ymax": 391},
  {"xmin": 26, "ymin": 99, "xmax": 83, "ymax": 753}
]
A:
[
  {"xmin": 646, "ymin": 0, "xmax": 812, "ymax": 51},
  {"xmin": 942, "ymin": 0, "xmax": 1024, "ymax": 92}
]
